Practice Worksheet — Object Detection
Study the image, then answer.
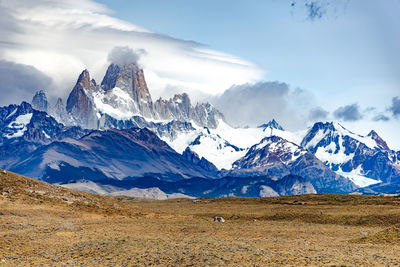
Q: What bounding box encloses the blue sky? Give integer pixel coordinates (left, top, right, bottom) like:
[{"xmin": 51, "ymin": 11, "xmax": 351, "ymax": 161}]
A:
[
  {"xmin": 97, "ymin": 0, "xmax": 400, "ymax": 110},
  {"xmin": 92, "ymin": 0, "xmax": 400, "ymax": 148}
]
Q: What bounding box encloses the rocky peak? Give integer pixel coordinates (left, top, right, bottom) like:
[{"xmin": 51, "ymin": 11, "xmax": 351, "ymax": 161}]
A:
[
  {"xmin": 55, "ymin": 97, "xmax": 63, "ymax": 108},
  {"xmin": 66, "ymin": 70, "xmax": 98, "ymax": 129},
  {"xmin": 65, "ymin": 62, "xmax": 225, "ymax": 129},
  {"xmin": 191, "ymin": 102, "xmax": 224, "ymax": 129},
  {"xmin": 52, "ymin": 98, "xmax": 68, "ymax": 124},
  {"xmin": 173, "ymin": 93, "xmax": 191, "ymax": 112},
  {"xmin": 173, "ymin": 93, "xmax": 191, "ymax": 104},
  {"xmin": 101, "ymin": 62, "xmax": 153, "ymax": 117},
  {"xmin": 245, "ymin": 135, "xmax": 306, "ymax": 165},
  {"xmin": 101, "ymin": 64, "xmax": 120, "ymax": 92},
  {"xmin": 0, "ymin": 102, "xmax": 72, "ymax": 144},
  {"xmin": 368, "ymin": 130, "xmax": 390, "ymax": 151},
  {"xmin": 258, "ymin": 119, "xmax": 284, "ymax": 131},
  {"xmin": 31, "ymin": 90, "xmax": 48, "ymax": 112},
  {"xmin": 77, "ymin": 70, "xmax": 94, "ymax": 91},
  {"xmin": 101, "ymin": 63, "xmax": 151, "ymax": 101}
]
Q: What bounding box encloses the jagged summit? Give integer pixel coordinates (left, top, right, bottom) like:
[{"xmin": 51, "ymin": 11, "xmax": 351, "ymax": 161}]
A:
[
  {"xmin": 31, "ymin": 90, "xmax": 48, "ymax": 112},
  {"xmin": 230, "ymin": 134, "xmax": 356, "ymax": 194},
  {"xmin": 62, "ymin": 62, "xmax": 224, "ymax": 129},
  {"xmin": 66, "ymin": 69, "xmax": 98, "ymax": 128},
  {"xmin": 300, "ymin": 121, "xmax": 400, "ymax": 186},
  {"xmin": 52, "ymin": 97, "xmax": 69, "ymax": 124},
  {"xmin": 101, "ymin": 62, "xmax": 153, "ymax": 117},
  {"xmin": 258, "ymin": 119, "xmax": 284, "ymax": 131},
  {"xmin": 367, "ymin": 130, "xmax": 390, "ymax": 151}
]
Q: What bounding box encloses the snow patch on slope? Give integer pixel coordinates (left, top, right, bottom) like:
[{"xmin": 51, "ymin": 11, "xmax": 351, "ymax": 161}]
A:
[
  {"xmin": 163, "ymin": 129, "xmax": 200, "ymax": 154},
  {"xmin": 92, "ymin": 87, "xmax": 139, "ymax": 120},
  {"xmin": 5, "ymin": 113, "xmax": 33, "ymax": 138},
  {"xmin": 5, "ymin": 107, "xmax": 17, "ymax": 120},
  {"xmin": 336, "ymin": 166, "xmax": 381, "ymax": 188},
  {"xmin": 332, "ymin": 122, "xmax": 378, "ymax": 149},
  {"xmin": 188, "ymin": 130, "xmax": 247, "ymax": 170},
  {"xmin": 163, "ymin": 119, "xmax": 307, "ymax": 170}
]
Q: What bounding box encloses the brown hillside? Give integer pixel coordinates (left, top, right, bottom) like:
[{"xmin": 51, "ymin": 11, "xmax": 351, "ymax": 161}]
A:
[{"xmin": 1, "ymin": 169, "xmax": 400, "ymax": 266}]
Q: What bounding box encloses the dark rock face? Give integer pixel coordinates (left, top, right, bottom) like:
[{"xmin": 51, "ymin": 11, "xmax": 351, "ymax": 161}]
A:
[
  {"xmin": 154, "ymin": 93, "xmax": 224, "ymax": 128},
  {"xmin": 101, "ymin": 63, "xmax": 154, "ymax": 118},
  {"xmin": 52, "ymin": 98, "xmax": 69, "ymax": 124},
  {"xmin": 66, "ymin": 70, "xmax": 98, "ymax": 128},
  {"xmin": 101, "ymin": 63, "xmax": 120, "ymax": 92},
  {"xmin": 154, "ymin": 93, "xmax": 192, "ymax": 122},
  {"xmin": 258, "ymin": 119, "xmax": 284, "ymax": 131},
  {"xmin": 182, "ymin": 147, "xmax": 219, "ymax": 174},
  {"xmin": 31, "ymin": 90, "xmax": 48, "ymax": 112},
  {"xmin": 368, "ymin": 130, "xmax": 390, "ymax": 151},
  {"xmin": 301, "ymin": 122, "xmax": 400, "ymax": 183},
  {"xmin": 64, "ymin": 63, "xmax": 224, "ymax": 130},
  {"xmin": 229, "ymin": 135, "xmax": 357, "ymax": 194},
  {"xmin": 8, "ymin": 128, "xmax": 215, "ymax": 182}
]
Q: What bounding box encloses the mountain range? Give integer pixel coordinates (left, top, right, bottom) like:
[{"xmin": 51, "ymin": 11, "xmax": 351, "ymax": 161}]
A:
[{"xmin": 1, "ymin": 59, "xmax": 399, "ymax": 198}]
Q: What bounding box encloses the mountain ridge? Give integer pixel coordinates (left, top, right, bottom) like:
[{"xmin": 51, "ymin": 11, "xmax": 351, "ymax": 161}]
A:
[{"xmin": 60, "ymin": 62, "xmax": 224, "ymax": 130}]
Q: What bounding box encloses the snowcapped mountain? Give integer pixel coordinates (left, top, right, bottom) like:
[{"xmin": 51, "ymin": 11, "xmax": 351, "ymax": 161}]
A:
[
  {"xmin": 163, "ymin": 119, "xmax": 304, "ymax": 171},
  {"xmin": 0, "ymin": 102, "xmax": 87, "ymax": 169},
  {"xmin": 228, "ymin": 135, "xmax": 357, "ymax": 194},
  {"xmin": 3, "ymin": 55, "xmax": 400, "ymax": 197},
  {"xmin": 63, "ymin": 62, "xmax": 224, "ymax": 130},
  {"xmin": 258, "ymin": 119, "xmax": 305, "ymax": 145},
  {"xmin": 10, "ymin": 127, "xmax": 214, "ymax": 183},
  {"xmin": 232, "ymin": 136, "xmax": 307, "ymax": 170},
  {"xmin": 0, "ymin": 102, "xmax": 85, "ymax": 145},
  {"xmin": 301, "ymin": 122, "xmax": 400, "ymax": 187},
  {"xmin": 184, "ymin": 127, "xmax": 246, "ymax": 170},
  {"xmin": 0, "ymin": 102, "xmax": 215, "ymax": 184},
  {"xmin": 258, "ymin": 118, "xmax": 284, "ymax": 131}
]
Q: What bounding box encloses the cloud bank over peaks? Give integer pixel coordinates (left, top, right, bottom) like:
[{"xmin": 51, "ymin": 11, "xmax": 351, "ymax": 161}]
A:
[
  {"xmin": 107, "ymin": 46, "xmax": 147, "ymax": 67},
  {"xmin": 210, "ymin": 81, "xmax": 315, "ymax": 130},
  {"xmin": 0, "ymin": 60, "xmax": 52, "ymax": 106},
  {"xmin": 309, "ymin": 107, "xmax": 329, "ymax": 121},
  {"xmin": 0, "ymin": 0, "xmax": 264, "ymax": 103}
]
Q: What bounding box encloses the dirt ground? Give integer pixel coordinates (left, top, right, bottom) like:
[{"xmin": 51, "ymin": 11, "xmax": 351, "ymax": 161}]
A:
[{"xmin": 1, "ymin": 170, "xmax": 400, "ymax": 266}]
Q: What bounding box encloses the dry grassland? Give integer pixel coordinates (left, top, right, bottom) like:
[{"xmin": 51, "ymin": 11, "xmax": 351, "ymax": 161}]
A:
[{"xmin": 1, "ymin": 170, "xmax": 400, "ymax": 266}]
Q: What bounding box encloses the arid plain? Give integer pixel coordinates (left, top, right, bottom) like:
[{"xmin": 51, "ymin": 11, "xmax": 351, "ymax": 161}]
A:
[{"xmin": 1, "ymin": 170, "xmax": 400, "ymax": 266}]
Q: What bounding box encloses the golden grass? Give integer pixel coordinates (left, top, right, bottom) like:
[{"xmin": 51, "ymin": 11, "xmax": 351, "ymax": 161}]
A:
[{"xmin": 1, "ymin": 170, "xmax": 400, "ymax": 266}]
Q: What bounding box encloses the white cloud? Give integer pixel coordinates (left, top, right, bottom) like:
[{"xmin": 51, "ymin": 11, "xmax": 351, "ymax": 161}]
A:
[
  {"xmin": 210, "ymin": 81, "xmax": 314, "ymax": 130},
  {"xmin": 0, "ymin": 0, "xmax": 264, "ymax": 103}
]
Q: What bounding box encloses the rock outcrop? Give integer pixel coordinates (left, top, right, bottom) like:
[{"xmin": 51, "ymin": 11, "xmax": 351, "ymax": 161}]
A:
[
  {"xmin": 64, "ymin": 62, "xmax": 224, "ymax": 130},
  {"xmin": 66, "ymin": 70, "xmax": 98, "ymax": 128},
  {"xmin": 31, "ymin": 90, "xmax": 48, "ymax": 112}
]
